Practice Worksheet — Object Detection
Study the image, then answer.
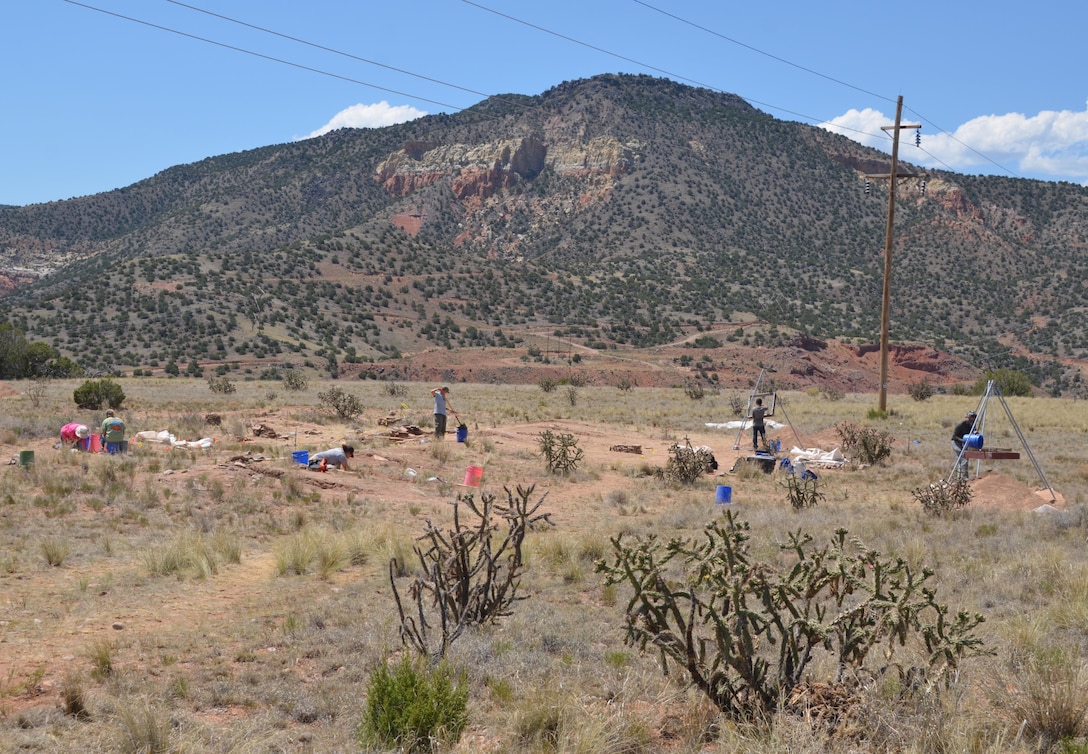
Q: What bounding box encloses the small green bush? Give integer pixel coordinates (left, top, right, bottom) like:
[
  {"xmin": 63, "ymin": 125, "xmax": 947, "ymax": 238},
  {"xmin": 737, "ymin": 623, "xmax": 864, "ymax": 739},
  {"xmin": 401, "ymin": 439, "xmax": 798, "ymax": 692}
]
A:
[
  {"xmin": 359, "ymin": 655, "xmax": 468, "ymax": 753},
  {"xmin": 317, "ymin": 386, "xmax": 362, "ymax": 420},
  {"xmin": 820, "ymin": 384, "xmax": 845, "ymax": 401},
  {"xmin": 684, "ymin": 382, "xmax": 706, "ymax": 400},
  {"xmin": 691, "ymin": 335, "xmax": 722, "ymax": 349},
  {"xmin": 282, "ymin": 369, "xmax": 308, "ymax": 391},
  {"xmin": 907, "ymin": 379, "xmax": 934, "ymax": 401},
  {"xmin": 207, "ymin": 375, "xmax": 236, "ymax": 394},
  {"xmin": 73, "ymin": 379, "xmax": 125, "ymax": 410},
  {"xmin": 975, "ymin": 369, "xmax": 1034, "ymax": 397},
  {"xmin": 382, "ymin": 381, "xmax": 409, "ymax": 397}
]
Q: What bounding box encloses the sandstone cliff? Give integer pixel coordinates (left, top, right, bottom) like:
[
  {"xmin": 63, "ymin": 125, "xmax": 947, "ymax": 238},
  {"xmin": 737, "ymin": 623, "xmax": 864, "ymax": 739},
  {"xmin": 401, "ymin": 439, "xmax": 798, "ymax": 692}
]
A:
[{"xmin": 377, "ymin": 135, "xmax": 642, "ymax": 254}]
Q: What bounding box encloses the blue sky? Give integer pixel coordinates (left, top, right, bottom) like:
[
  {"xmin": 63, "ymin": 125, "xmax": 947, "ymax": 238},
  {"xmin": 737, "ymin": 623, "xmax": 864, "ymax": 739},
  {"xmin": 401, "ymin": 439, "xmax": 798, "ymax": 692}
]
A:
[{"xmin": 2, "ymin": 0, "xmax": 1086, "ymax": 206}]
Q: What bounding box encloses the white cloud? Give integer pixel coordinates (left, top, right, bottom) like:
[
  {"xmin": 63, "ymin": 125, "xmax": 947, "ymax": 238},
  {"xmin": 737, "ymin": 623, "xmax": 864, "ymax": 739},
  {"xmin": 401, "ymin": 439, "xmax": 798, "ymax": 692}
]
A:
[
  {"xmin": 820, "ymin": 107, "xmax": 892, "ymax": 151},
  {"xmin": 821, "ymin": 100, "xmax": 1088, "ymax": 185},
  {"xmin": 301, "ymin": 101, "xmax": 428, "ymax": 139}
]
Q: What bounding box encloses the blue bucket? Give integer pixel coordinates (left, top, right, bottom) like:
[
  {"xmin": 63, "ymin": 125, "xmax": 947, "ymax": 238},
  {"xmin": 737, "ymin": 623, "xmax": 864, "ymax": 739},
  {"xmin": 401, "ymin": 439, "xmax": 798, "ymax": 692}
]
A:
[
  {"xmin": 715, "ymin": 485, "xmax": 732, "ymax": 504},
  {"xmin": 456, "ymin": 425, "xmax": 468, "ymax": 443},
  {"xmin": 964, "ymin": 433, "xmax": 984, "ymax": 450},
  {"xmin": 292, "ymin": 450, "xmax": 309, "ymax": 465}
]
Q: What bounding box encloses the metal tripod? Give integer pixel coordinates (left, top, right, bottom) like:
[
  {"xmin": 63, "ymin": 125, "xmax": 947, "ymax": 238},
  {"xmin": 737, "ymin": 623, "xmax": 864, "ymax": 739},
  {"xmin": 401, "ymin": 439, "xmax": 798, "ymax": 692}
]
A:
[
  {"xmin": 947, "ymin": 379, "xmax": 1055, "ymax": 501},
  {"xmin": 731, "ymin": 368, "xmax": 804, "ymax": 452}
]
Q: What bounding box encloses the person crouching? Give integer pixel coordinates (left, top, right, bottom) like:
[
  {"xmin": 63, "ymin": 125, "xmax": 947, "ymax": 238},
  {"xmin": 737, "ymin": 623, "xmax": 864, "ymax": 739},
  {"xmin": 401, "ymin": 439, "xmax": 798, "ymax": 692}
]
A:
[
  {"xmin": 308, "ymin": 444, "xmax": 354, "ymax": 472},
  {"xmin": 60, "ymin": 422, "xmax": 90, "ymax": 450}
]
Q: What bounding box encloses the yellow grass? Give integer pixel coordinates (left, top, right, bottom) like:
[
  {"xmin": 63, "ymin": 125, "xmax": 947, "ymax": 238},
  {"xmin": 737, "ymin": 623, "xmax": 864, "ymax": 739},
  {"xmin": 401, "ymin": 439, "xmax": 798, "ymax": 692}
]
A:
[{"xmin": 2, "ymin": 378, "xmax": 1088, "ymax": 751}]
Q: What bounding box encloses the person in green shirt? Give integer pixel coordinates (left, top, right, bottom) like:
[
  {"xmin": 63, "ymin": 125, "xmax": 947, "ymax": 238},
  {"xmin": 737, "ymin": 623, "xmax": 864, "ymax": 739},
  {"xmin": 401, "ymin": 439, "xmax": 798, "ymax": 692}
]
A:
[
  {"xmin": 101, "ymin": 409, "xmax": 126, "ymax": 454},
  {"xmin": 749, "ymin": 398, "xmax": 770, "ymax": 452}
]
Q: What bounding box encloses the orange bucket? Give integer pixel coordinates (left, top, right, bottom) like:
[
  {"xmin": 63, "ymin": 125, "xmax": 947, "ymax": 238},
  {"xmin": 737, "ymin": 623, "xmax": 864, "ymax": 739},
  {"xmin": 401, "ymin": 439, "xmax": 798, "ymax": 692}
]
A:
[
  {"xmin": 88, "ymin": 434, "xmax": 102, "ymax": 453},
  {"xmin": 463, "ymin": 465, "xmax": 483, "ymax": 487}
]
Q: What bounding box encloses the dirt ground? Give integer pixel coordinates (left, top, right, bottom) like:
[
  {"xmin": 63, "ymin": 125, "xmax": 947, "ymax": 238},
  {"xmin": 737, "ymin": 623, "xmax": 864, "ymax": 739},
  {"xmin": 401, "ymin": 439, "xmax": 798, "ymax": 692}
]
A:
[
  {"xmin": 334, "ymin": 333, "xmax": 979, "ymax": 395},
  {"xmin": 0, "ymin": 401, "xmax": 1064, "ymax": 738}
]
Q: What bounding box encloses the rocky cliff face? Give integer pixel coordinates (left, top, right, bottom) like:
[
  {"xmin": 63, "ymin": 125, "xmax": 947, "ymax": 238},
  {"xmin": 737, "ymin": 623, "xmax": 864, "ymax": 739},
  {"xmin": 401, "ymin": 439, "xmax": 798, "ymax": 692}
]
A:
[
  {"xmin": 377, "ymin": 135, "xmax": 638, "ymax": 198},
  {"xmin": 377, "ymin": 135, "xmax": 641, "ymax": 250}
]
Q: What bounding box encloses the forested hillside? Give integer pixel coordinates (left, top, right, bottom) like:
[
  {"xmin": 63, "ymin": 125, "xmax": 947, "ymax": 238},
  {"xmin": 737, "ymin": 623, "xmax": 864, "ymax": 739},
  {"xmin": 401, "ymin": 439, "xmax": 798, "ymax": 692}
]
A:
[{"xmin": 1, "ymin": 74, "xmax": 1086, "ymax": 392}]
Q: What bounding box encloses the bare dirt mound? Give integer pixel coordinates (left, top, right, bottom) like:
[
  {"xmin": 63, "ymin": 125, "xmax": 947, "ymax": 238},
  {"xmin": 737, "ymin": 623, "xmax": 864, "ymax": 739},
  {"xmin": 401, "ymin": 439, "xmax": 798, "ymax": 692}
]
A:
[{"xmin": 969, "ymin": 471, "xmax": 1062, "ymax": 511}]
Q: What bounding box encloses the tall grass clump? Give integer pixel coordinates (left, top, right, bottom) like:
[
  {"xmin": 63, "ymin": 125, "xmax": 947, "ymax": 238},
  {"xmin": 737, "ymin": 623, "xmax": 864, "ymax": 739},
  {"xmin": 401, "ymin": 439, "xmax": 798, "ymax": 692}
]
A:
[
  {"xmin": 274, "ymin": 528, "xmax": 319, "ymax": 576},
  {"xmin": 995, "ymin": 648, "xmax": 1088, "ymax": 751},
  {"xmin": 60, "ymin": 674, "xmax": 90, "ymax": 719},
  {"xmin": 113, "ymin": 699, "xmax": 171, "ymax": 754},
  {"xmin": 429, "ymin": 440, "xmax": 453, "ymax": 464},
  {"xmin": 88, "ymin": 639, "xmax": 115, "ymax": 681},
  {"xmin": 40, "ymin": 537, "xmax": 71, "ymax": 567},
  {"xmin": 142, "ymin": 532, "xmax": 226, "ymax": 579},
  {"xmin": 273, "ymin": 526, "xmax": 353, "ymax": 578},
  {"xmin": 358, "ymin": 655, "xmax": 468, "ymax": 753}
]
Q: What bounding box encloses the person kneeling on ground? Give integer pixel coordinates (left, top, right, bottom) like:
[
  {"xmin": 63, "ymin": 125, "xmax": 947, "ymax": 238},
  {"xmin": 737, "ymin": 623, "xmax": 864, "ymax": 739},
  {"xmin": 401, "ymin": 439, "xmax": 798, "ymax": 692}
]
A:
[
  {"xmin": 60, "ymin": 422, "xmax": 90, "ymax": 449},
  {"xmin": 308, "ymin": 444, "xmax": 354, "ymax": 472},
  {"xmin": 101, "ymin": 409, "xmax": 126, "ymax": 454}
]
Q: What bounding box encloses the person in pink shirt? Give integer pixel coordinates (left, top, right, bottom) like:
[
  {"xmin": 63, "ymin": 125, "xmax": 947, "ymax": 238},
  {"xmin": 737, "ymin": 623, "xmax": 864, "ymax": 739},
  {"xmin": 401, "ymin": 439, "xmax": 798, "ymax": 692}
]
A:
[{"xmin": 60, "ymin": 422, "xmax": 90, "ymax": 449}]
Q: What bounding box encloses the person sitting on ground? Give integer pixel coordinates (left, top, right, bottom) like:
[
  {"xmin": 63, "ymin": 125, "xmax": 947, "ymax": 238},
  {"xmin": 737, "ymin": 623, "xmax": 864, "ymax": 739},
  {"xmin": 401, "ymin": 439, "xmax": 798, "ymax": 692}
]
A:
[
  {"xmin": 308, "ymin": 444, "xmax": 354, "ymax": 471},
  {"xmin": 100, "ymin": 409, "xmax": 126, "ymax": 454},
  {"xmin": 60, "ymin": 422, "xmax": 90, "ymax": 449}
]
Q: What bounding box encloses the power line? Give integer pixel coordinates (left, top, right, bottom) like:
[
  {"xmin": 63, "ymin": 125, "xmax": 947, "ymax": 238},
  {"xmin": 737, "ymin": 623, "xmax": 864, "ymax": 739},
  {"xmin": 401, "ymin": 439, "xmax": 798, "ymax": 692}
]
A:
[
  {"xmin": 461, "ymin": 0, "xmax": 717, "ymax": 93},
  {"xmin": 631, "ymin": 0, "xmax": 896, "ymax": 107},
  {"xmin": 464, "ymin": 0, "xmax": 1019, "ymax": 179},
  {"xmin": 627, "ymin": 0, "xmax": 1019, "ymax": 178},
  {"xmin": 70, "ymin": 0, "xmax": 1017, "ymax": 180},
  {"xmin": 461, "ymin": 0, "xmax": 893, "ymax": 142},
  {"xmin": 162, "ymin": 0, "xmax": 536, "ymax": 114},
  {"xmin": 904, "ymin": 107, "xmax": 1020, "ymax": 178},
  {"xmin": 69, "ymin": 0, "xmax": 890, "ymax": 146},
  {"xmin": 63, "ymin": 0, "xmax": 468, "ymax": 112}
]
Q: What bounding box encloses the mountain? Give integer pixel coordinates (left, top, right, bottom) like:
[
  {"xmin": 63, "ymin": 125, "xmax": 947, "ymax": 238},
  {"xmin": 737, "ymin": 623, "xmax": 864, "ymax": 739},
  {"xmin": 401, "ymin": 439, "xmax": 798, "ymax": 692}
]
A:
[{"xmin": 1, "ymin": 73, "xmax": 1086, "ymax": 393}]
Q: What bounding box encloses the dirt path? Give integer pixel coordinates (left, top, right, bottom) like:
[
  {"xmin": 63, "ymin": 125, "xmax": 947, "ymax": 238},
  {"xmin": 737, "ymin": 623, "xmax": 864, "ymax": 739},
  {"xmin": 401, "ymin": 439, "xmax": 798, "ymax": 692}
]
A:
[{"xmin": 0, "ymin": 549, "xmax": 279, "ymax": 707}]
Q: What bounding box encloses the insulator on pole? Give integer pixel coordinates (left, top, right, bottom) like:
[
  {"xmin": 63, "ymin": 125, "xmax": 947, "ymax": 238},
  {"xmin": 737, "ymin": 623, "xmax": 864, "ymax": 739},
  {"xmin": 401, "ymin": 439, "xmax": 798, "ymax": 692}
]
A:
[
  {"xmin": 915, "ymin": 130, "xmax": 921, "ymax": 147},
  {"xmin": 865, "ymin": 180, "xmax": 871, "ymax": 195}
]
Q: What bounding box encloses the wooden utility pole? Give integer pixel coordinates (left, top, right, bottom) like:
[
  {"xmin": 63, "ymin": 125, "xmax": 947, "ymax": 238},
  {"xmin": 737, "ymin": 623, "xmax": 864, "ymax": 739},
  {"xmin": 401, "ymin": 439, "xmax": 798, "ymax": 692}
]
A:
[{"xmin": 868, "ymin": 96, "xmax": 920, "ymax": 414}]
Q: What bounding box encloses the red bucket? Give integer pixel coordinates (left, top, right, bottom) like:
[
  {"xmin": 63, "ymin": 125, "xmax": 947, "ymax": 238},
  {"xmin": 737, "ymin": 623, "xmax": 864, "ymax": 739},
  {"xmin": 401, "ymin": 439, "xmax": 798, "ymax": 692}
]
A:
[{"xmin": 463, "ymin": 465, "xmax": 483, "ymax": 487}]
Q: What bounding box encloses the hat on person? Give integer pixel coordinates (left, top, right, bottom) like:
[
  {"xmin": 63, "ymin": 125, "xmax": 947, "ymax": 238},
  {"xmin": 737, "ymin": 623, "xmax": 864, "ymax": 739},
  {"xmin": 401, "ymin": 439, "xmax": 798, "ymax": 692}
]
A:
[
  {"xmin": 967, "ymin": 411, "xmax": 977, "ymax": 419},
  {"xmin": 105, "ymin": 409, "xmax": 115, "ymax": 417},
  {"xmin": 75, "ymin": 425, "xmax": 89, "ymax": 439},
  {"xmin": 441, "ymin": 385, "xmax": 450, "ymax": 392}
]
